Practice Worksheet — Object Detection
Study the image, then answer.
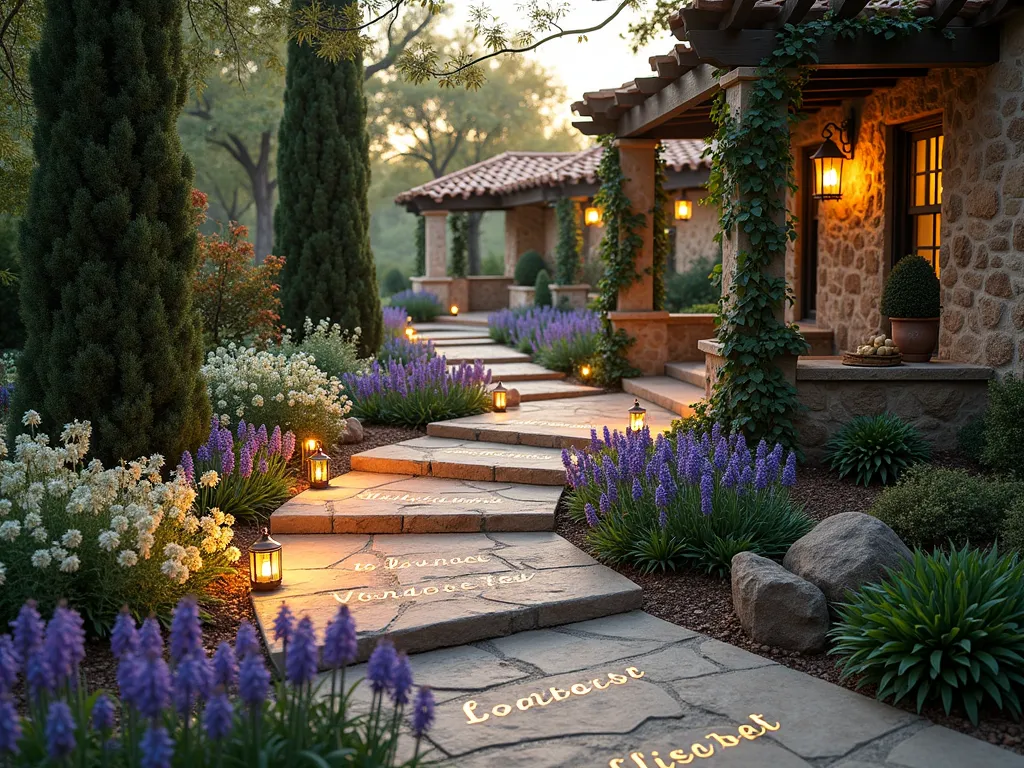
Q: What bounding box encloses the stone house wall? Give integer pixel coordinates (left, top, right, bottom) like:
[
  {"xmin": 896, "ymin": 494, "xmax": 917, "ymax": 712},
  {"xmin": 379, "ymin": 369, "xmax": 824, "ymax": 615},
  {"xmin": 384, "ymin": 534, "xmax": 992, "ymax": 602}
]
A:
[
  {"xmin": 788, "ymin": 14, "xmax": 1024, "ymax": 375},
  {"xmin": 503, "ymin": 204, "xmax": 550, "ymax": 278}
]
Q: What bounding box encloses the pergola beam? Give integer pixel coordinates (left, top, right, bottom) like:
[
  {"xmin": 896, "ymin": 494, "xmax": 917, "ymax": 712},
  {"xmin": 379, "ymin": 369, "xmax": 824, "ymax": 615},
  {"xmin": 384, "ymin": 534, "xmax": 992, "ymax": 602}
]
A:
[
  {"xmin": 932, "ymin": 0, "xmax": 970, "ymax": 27},
  {"xmin": 616, "ymin": 64, "xmax": 721, "ymax": 138},
  {"xmin": 777, "ymin": 0, "xmax": 816, "ymax": 27},
  {"xmin": 829, "ymin": 0, "xmax": 871, "ymax": 19},
  {"xmin": 721, "ymin": 0, "xmax": 759, "ymax": 29}
]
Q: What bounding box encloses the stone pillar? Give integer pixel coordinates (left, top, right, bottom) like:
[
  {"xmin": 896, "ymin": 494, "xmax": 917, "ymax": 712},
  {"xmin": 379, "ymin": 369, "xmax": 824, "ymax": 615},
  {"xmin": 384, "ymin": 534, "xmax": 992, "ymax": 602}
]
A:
[
  {"xmin": 616, "ymin": 139, "xmax": 659, "ymax": 311},
  {"xmin": 504, "ymin": 204, "xmax": 549, "ymax": 278},
  {"xmin": 423, "ymin": 210, "xmax": 448, "ymax": 278}
]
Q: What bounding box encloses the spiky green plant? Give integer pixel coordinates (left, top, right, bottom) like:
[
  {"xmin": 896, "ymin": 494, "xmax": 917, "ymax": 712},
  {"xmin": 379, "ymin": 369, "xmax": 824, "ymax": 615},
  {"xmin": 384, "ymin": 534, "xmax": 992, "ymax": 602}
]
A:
[
  {"xmin": 825, "ymin": 413, "xmax": 930, "ymax": 486},
  {"xmin": 831, "ymin": 545, "xmax": 1024, "ymax": 725}
]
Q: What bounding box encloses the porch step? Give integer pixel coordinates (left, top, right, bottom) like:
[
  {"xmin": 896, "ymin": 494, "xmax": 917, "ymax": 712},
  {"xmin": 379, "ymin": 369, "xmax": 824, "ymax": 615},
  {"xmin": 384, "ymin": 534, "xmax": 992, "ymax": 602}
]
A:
[
  {"xmin": 441, "ymin": 344, "xmax": 531, "ymax": 365},
  {"xmin": 798, "ymin": 325, "xmax": 835, "ymax": 356},
  {"xmin": 351, "ymin": 436, "xmax": 567, "ymax": 486},
  {"xmin": 665, "ymin": 360, "xmax": 706, "ymax": 389},
  {"xmin": 474, "ymin": 362, "xmax": 566, "ymax": 382},
  {"xmin": 432, "ymin": 313, "xmax": 490, "ymax": 327},
  {"xmin": 427, "ymin": 392, "xmax": 680, "ymax": 450},
  {"xmin": 513, "ymin": 379, "xmax": 603, "ymax": 402},
  {"xmin": 252, "ymin": 532, "xmax": 642, "ymax": 668},
  {"xmin": 428, "ymin": 336, "xmax": 495, "ymax": 347},
  {"xmin": 270, "ymin": 472, "xmax": 559, "ymax": 535},
  {"xmin": 621, "ymin": 377, "xmax": 704, "ymax": 418}
]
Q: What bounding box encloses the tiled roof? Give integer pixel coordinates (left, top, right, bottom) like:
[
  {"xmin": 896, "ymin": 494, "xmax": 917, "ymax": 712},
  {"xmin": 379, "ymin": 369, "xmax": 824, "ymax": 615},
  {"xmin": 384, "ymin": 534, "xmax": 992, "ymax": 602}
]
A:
[{"xmin": 395, "ymin": 141, "xmax": 709, "ymax": 204}]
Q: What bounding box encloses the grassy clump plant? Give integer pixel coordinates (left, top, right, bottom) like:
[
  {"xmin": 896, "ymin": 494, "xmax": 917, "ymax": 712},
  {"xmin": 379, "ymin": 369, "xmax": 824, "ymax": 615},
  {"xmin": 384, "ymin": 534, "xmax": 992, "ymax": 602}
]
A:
[
  {"xmin": 870, "ymin": 465, "xmax": 1022, "ymax": 549},
  {"xmin": 564, "ymin": 425, "xmax": 811, "ymax": 576},
  {"xmin": 831, "ymin": 545, "xmax": 1024, "ymax": 725},
  {"xmin": 825, "ymin": 413, "xmax": 931, "ymax": 486}
]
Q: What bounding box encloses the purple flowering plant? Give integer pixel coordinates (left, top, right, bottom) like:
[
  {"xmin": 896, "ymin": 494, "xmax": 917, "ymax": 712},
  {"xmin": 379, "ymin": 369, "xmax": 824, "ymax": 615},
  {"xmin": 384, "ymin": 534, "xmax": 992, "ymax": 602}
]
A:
[
  {"xmin": 382, "ymin": 306, "xmax": 409, "ymax": 340},
  {"xmin": 389, "ymin": 289, "xmax": 443, "ymax": 323},
  {"xmin": 378, "ymin": 335, "xmax": 436, "ymax": 366},
  {"xmin": 180, "ymin": 418, "xmax": 297, "ymax": 521},
  {"xmin": 343, "ymin": 356, "xmax": 491, "ymax": 429},
  {"xmin": 563, "ymin": 424, "xmax": 811, "ymax": 575},
  {"xmin": 488, "ymin": 307, "xmax": 600, "ymax": 374},
  {"xmin": 0, "ymin": 598, "xmax": 435, "ymax": 767}
]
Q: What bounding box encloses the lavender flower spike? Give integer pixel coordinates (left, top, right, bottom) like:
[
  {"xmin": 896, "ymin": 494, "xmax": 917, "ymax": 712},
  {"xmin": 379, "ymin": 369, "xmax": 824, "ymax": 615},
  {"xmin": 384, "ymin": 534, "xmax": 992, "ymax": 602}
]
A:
[
  {"xmin": 0, "ymin": 635, "xmax": 19, "ymax": 692},
  {"xmin": 111, "ymin": 609, "xmax": 139, "ymax": 660},
  {"xmin": 700, "ymin": 465, "xmax": 715, "ymax": 517},
  {"xmin": 204, "ymin": 692, "xmax": 234, "ymax": 742},
  {"xmin": 46, "ymin": 701, "xmax": 77, "ymax": 759},
  {"xmin": 782, "ymin": 450, "xmax": 797, "ymax": 487},
  {"xmin": 411, "ymin": 686, "xmax": 436, "ymax": 737},
  {"xmin": 0, "ymin": 697, "xmax": 21, "ymax": 755},
  {"xmin": 235, "ymin": 620, "xmax": 260, "ymax": 660},
  {"xmin": 367, "ymin": 638, "xmax": 398, "ymax": 695},
  {"xmin": 169, "ymin": 596, "xmax": 203, "ymax": 664},
  {"xmin": 584, "ymin": 503, "xmax": 599, "ymax": 527},
  {"xmin": 285, "ymin": 616, "xmax": 319, "ymax": 687},
  {"xmin": 91, "ymin": 693, "xmax": 116, "ymax": 732},
  {"xmin": 323, "ymin": 605, "xmax": 357, "ymax": 669},
  {"xmin": 139, "ymin": 725, "xmax": 175, "ymax": 768},
  {"xmin": 391, "ymin": 653, "xmax": 415, "ymax": 706},
  {"xmin": 238, "ymin": 653, "xmax": 270, "ymax": 709},
  {"xmin": 272, "ymin": 604, "xmax": 294, "ymax": 650},
  {"xmin": 10, "ymin": 601, "xmax": 45, "ymax": 660},
  {"xmin": 212, "ymin": 642, "xmax": 238, "ymax": 689}
]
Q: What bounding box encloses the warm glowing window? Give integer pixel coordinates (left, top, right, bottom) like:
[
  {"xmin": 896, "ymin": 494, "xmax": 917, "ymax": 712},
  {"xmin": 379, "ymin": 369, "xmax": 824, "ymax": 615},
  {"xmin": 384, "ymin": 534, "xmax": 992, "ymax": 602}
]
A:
[{"xmin": 905, "ymin": 127, "xmax": 943, "ymax": 276}]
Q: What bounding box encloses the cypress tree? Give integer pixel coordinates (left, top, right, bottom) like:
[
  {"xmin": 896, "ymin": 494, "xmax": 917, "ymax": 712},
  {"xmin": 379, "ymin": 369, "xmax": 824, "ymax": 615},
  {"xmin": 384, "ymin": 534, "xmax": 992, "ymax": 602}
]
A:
[
  {"xmin": 12, "ymin": 0, "xmax": 209, "ymax": 464},
  {"xmin": 275, "ymin": 0, "xmax": 382, "ymax": 356}
]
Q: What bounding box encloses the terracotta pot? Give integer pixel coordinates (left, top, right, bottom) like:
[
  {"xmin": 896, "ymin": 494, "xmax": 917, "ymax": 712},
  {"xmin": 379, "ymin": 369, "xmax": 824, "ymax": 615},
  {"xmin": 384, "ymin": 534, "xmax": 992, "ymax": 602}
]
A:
[{"xmin": 889, "ymin": 317, "xmax": 939, "ymax": 362}]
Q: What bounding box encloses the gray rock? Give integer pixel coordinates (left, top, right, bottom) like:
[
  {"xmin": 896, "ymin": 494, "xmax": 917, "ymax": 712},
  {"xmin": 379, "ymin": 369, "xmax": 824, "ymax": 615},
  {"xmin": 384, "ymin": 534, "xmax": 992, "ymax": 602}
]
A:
[
  {"xmin": 783, "ymin": 512, "xmax": 912, "ymax": 605},
  {"xmin": 731, "ymin": 552, "xmax": 830, "ymax": 653},
  {"xmin": 338, "ymin": 417, "xmax": 365, "ymax": 444}
]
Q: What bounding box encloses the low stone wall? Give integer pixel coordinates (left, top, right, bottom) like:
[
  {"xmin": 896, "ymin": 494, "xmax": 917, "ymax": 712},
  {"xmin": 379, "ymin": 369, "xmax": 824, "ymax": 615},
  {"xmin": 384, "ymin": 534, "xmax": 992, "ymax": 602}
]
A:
[
  {"xmin": 795, "ymin": 359, "xmax": 993, "ymax": 463},
  {"xmin": 550, "ymin": 284, "xmax": 590, "ymax": 309},
  {"xmin": 609, "ymin": 310, "xmax": 671, "ymax": 375},
  {"xmin": 467, "ymin": 276, "xmax": 512, "ymax": 312},
  {"xmin": 508, "ymin": 285, "xmax": 535, "ymax": 309},
  {"xmin": 667, "ymin": 314, "xmax": 717, "ymax": 362}
]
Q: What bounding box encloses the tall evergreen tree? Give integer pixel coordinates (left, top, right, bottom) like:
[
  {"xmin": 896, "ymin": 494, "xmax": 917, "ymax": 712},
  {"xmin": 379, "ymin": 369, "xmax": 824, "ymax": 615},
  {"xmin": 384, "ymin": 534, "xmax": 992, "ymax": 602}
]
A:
[
  {"xmin": 275, "ymin": 0, "xmax": 382, "ymax": 356},
  {"xmin": 11, "ymin": 0, "xmax": 209, "ymax": 464}
]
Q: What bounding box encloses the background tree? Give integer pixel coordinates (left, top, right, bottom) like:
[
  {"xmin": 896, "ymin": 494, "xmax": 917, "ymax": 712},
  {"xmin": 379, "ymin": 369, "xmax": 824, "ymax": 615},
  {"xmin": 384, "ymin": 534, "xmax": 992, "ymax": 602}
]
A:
[
  {"xmin": 275, "ymin": 0, "xmax": 381, "ymax": 356},
  {"xmin": 12, "ymin": 0, "xmax": 209, "ymax": 463}
]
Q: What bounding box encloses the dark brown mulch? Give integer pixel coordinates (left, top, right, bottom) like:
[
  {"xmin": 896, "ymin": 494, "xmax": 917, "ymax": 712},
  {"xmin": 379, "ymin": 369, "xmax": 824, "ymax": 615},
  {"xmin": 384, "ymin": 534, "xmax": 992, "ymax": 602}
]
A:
[
  {"xmin": 556, "ymin": 459, "xmax": 1024, "ymax": 754},
  {"xmin": 77, "ymin": 423, "xmax": 425, "ymax": 697}
]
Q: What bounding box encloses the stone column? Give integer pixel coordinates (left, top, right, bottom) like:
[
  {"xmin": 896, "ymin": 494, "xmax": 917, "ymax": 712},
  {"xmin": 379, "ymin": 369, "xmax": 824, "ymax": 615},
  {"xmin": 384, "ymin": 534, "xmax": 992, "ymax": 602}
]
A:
[
  {"xmin": 503, "ymin": 204, "xmax": 548, "ymax": 278},
  {"xmin": 616, "ymin": 139, "xmax": 659, "ymax": 311},
  {"xmin": 423, "ymin": 210, "xmax": 448, "ymax": 278}
]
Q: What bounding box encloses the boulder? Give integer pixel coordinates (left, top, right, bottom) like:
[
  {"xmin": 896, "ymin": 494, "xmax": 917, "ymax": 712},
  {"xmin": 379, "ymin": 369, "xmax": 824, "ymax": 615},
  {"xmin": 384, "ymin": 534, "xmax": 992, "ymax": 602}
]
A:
[
  {"xmin": 731, "ymin": 552, "xmax": 830, "ymax": 653},
  {"xmin": 507, "ymin": 388, "xmax": 521, "ymax": 408},
  {"xmin": 783, "ymin": 512, "xmax": 912, "ymax": 606},
  {"xmin": 338, "ymin": 417, "xmax": 365, "ymax": 445}
]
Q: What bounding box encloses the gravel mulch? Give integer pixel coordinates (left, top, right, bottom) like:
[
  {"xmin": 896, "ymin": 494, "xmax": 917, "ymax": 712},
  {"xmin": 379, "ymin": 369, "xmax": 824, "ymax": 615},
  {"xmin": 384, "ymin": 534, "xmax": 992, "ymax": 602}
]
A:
[{"xmin": 556, "ymin": 456, "xmax": 1024, "ymax": 755}]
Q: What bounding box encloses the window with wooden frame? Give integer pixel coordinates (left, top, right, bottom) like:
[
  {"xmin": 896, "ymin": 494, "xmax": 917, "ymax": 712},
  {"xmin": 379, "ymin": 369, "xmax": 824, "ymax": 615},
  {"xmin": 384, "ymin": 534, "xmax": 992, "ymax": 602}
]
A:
[{"xmin": 892, "ymin": 118, "xmax": 943, "ymax": 276}]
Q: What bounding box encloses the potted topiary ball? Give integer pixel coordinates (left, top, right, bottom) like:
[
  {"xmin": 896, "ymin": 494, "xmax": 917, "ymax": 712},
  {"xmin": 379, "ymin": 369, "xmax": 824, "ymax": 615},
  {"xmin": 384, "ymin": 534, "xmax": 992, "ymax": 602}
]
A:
[{"xmin": 880, "ymin": 255, "xmax": 940, "ymax": 362}]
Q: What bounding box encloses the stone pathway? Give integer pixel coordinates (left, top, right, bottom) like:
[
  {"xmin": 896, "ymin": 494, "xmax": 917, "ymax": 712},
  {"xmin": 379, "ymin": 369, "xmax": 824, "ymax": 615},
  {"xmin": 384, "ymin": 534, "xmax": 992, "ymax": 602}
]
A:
[
  {"xmin": 441, "ymin": 344, "xmax": 531, "ymax": 364},
  {"xmin": 259, "ymin": 316, "xmax": 1022, "ymax": 767},
  {"xmin": 622, "ymin": 376, "xmax": 704, "ymax": 417}
]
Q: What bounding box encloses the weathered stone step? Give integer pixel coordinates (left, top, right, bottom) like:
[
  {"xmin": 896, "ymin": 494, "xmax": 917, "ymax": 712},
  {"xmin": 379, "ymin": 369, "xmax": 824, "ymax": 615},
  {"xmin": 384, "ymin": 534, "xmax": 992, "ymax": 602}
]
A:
[
  {"xmin": 513, "ymin": 379, "xmax": 603, "ymax": 402},
  {"xmin": 431, "ymin": 313, "xmax": 489, "ymax": 327},
  {"xmin": 665, "ymin": 360, "xmax": 706, "ymax": 389},
  {"xmin": 251, "ymin": 532, "xmax": 642, "ymax": 667},
  {"xmin": 428, "ymin": 392, "xmax": 680, "ymax": 450},
  {"xmin": 441, "ymin": 344, "xmax": 531, "ymax": 364},
  {"xmin": 351, "ymin": 436, "xmax": 566, "ymax": 485},
  {"xmin": 469, "ymin": 362, "xmax": 566, "ymax": 382},
  {"xmin": 270, "ymin": 472, "xmax": 559, "ymax": 535},
  {"xmin": 428, "ymin": 336, "xmax": 495, "ymax": 347},
  {"xmin": 622, "ymin": 376, "xmax": 704, "ymax": 417}
]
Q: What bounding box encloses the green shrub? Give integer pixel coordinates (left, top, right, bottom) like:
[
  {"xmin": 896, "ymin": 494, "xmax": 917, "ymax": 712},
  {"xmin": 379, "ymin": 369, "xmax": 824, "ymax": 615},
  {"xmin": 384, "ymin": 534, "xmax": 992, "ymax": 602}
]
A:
[
  {"xmin": 665, "ymin": 254, "xmax": 720, "ymax": 312},
  {"xmin": 665, "ymin": 403, "xmax": 716, "ymax": 441},
  {"xmin": 682, "ymin": 303, "xmax": 720, "ymax": 314},
  {"xmin": 825, "ymin": 413, "xmax": 931, "ymax": 486},
  {"xmin": 279, "ymin": 317, "xmax": 369, "ymax": 380},
  {"xmin": 389, "ymin": 288, "xmax": 443, "ymax": 322},
  {"xmin": 534, "ymin": 269, "xmax": 552, "ymax": 307},
  {"xmin": 831, "ymin": 545, "xmax": 1024, "ymax": 725},
  {"xmin": 870, "ymin": 465, "xmax": 1022, "ymax": 548},
  {"xmin": 880, "ymin": 255, "xmax": 940, "ymax": 318},
  {"xmin": 957, "ymin": 417, "xmax": 987, "ymax": 462},
  {"xmin": 554, "ymin": 198, "xmax": 581, "ymax": 285},
  {"xmin": 566, "ymin": 428, "xmax": 811, "ymax": 576},
  {"xmin": 981, "ymin": 375, "xmax": 1024, "ymax": 478},
  {"xmin": 1000, "ymin": 496, "xmax": 1024, "ymax": 552},
  {"xmin": 514, "ymin": 250, "xmax": 547, "ymax": 287},
  {"xmin": 380, "ymin": 266, "xmax": 409, "ymax": 296}
]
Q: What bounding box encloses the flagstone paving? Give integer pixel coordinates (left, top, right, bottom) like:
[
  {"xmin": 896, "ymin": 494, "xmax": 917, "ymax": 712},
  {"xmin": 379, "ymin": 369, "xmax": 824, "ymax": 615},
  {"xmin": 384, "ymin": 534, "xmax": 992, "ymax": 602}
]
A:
[
  {"xmin": 351, "ymin": 436, "xmax": 567, "ymax": 485},
  {"xmin": 469, "ymin": 361, "xmax": 567, "ymax": 382},
  {"xmin": 269, "ymin": 472, "xmax": 559, "ymax": 534},
  {"xmin": 427, "ymin": 336, "xmax": 495, "ymax": 347},
  {"xmin": 251, "ymin": 533, "xmax": 642, "ymax": 668},
  {"xmin": 428, "ymin": 392, "xmax": 680, "ymax": 449},
  {"xmin": 622, "ymin": 376, "xmax": 705, "ymax": 417},
  {"xmin": 512, "ymin": 379, "xmax": 604, "ymax": 401},
  {"xmin": 326, "ymin": 611, "xmax": 1024, "ymax": 768},
  {"xmin": 441, "ymin": 344, "xmax": 531, "ymax": 364}
]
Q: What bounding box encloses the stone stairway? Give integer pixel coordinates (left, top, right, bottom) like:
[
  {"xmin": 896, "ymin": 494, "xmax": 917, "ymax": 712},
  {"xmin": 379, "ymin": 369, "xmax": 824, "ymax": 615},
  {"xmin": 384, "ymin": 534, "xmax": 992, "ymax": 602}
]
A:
[{"xmin": 622, "ymin": 376, "xmax": 704, "ymax": 417}]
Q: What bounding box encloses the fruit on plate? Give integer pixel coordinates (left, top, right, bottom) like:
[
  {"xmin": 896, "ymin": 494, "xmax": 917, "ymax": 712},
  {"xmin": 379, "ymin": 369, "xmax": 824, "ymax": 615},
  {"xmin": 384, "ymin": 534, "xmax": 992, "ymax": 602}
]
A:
[{"xmin": 853, "ymin": 334, "xmax": 900, "ymax": 356}]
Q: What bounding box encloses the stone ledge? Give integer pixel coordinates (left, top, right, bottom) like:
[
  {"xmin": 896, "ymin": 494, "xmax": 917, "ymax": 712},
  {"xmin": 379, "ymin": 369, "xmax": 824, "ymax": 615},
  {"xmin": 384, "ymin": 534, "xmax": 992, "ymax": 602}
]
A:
[
  {"xmin": 607, "ymin": 310, "xmax": 672, "ymax": 322},
  {"xmin": 698, "ymin": 338, "xmax": 723, "ymax": 355},
  {"xmin": 797, "ymin": 357, "xmax": 996, "ymax": 381}
]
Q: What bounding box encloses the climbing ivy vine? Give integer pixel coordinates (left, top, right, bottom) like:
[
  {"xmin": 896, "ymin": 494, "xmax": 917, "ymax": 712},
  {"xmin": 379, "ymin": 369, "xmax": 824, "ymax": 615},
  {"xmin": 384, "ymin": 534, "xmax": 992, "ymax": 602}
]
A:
[
  {"xmin": 448, "ymin": 212, "xmax": 468, "ymax": 278},
  {"xmin": 653, "ymin": 143, "xmax": 670, "ymax": 311},
  {"xmin": 705, "ymin": 5, "xmax": 934, "ymax": 446},
  {"xmin": 554, "ymin": 197, "xmax": 582, "ymax": 286},
  {"xmin": 592, "ymin": 134, "xmax": 643, "ymax": 384}
]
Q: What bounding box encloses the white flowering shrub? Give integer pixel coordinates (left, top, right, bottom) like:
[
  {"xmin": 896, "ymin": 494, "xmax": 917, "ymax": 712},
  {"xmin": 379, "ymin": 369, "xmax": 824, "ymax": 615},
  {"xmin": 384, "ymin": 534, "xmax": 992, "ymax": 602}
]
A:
[
  {"xmin": 278, "ymin": 317, "xmax": 370, "ymax": 381},
  {"xmin": 0, "ymin": 413, "xmax": 240, "ymax": 631},
  {"xmin": 202, "ymin": 343, "xmax": 352, "ymax": 445}
]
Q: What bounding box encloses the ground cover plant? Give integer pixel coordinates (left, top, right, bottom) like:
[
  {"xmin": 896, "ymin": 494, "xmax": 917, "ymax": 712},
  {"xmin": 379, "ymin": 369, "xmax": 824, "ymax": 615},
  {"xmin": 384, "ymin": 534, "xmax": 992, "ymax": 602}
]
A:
[
  {"xmin": 343, "ymin": 356, "xmax": 491, "ymax": 428},
  {"xmin": 870, "ymin": 465, "xmax": 1022, "ymax": 549},
  {"xmin": 831, "ymin": 545, "xmax": 1024, "ymax": 725},
  {"xmin": 981, "ymin": 375, "xmax": 1024, "ymax": 479},
  {"xmin": 278, "ymin": 317, "xmax": 368, "ymax": 381},
  {"xmin": 825, "ymin": 413, "xmax": 931, "ymax": 486},
  {"xmin": 487, "ymin": 307, "xmax": 600, "ymax": 373},
  {"xmin": 0, "ymin": 416, "xmax": 239, "ymax": 632},
  {"xmin": 389, "ymin": 289, "xmax": 443, "ymax": 322},
  {"xmin": 0, "ymin": 597, "xmax": 436, "ymax": 766},
  {"xmin": 562, "ymin": 425, "xmax": 811, "ymax": 575},
  {"xmin": 180, "ymin": 419, "xmax": 297, "ymax": 521},
  {"xmin": 202, "ymin": 343, "xmax": 351, "ymax": 447}
]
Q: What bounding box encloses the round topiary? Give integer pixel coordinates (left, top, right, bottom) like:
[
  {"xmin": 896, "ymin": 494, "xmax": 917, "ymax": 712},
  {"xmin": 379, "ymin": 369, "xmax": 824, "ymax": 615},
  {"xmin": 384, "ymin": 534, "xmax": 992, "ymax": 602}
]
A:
[
  {"xmin": 514, "ymin": 250, "xmax": 547, "ymax": 287},
  {"xmin": 380, "ymin": 267, "xmax": 409, "ymax": 296},
  {"xmin": 880, "ymin": 255, "xmax": 940, "ymax": 318},
  {"xmin": 534, "ymin": 269, "xmax": 552, "ymax": 307}
]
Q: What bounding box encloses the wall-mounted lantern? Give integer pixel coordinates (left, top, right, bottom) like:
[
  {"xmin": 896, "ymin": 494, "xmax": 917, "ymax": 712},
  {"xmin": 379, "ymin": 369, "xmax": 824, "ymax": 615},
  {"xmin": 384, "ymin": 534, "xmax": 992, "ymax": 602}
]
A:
[
  {"xmin": 584, "ymin": 206, "xmax": 603, "ymax": 226},
  {"xmin": 812, "ymin": 116, "xmax": 856, "ymax": 201},
  {"xmin": 674, "ymin": 198, "xmax": 693, "ymax": 221},
  {"xmin": 450, "ymin": 304, "xmax": 459, "ymax": 316}
]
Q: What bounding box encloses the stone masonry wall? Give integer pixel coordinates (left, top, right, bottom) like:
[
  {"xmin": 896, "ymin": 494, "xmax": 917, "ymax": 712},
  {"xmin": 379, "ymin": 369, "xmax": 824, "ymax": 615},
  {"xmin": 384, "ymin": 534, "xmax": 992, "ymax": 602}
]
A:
[
  {"xmin": 674, "ymin": 197, "xmax": 720, "ymax": 273},
  {"xmin": 503, "ymin": 204, "xmax": 549, "ymax": 278},
  {"xmin": 788, "ymin": 14, "xmax": 1024, "ymax": 375}
]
